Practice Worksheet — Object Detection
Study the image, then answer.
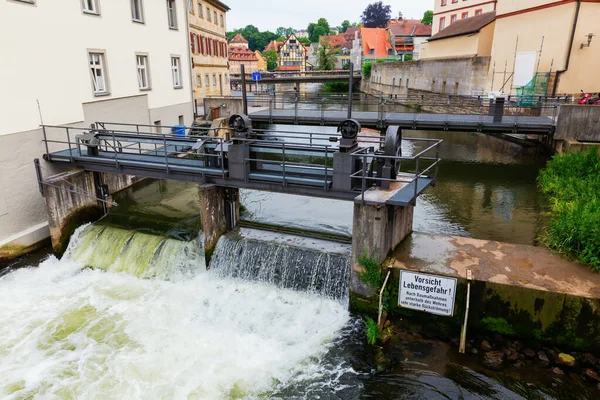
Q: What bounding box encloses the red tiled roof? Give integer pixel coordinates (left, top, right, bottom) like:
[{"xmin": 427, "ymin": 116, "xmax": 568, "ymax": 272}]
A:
[
  {"xmin": 322, "ymin": 33, "xmax": 347, "ymax": 48},
  {"xmin": 344, "ymin": 27, "xmax": 359, "ymax": 41},
  {"xmin": 230, "ymin": 33, "xmax": 248, "ymax": 44},
  {"xmin": 360, "ymin": 28, "xmax": 392, "ymax": 57},
  {"xmin": 264, "ymin": 40, "xmax": 283, "ymax": 52},
  {"xmin": 388, "ymin": 19, "xmax": 432, "ymax": 37},
  {"xmin": 228, "ymin": 45, "xmax": 258, "ymax": 61},
  {"xmin": 428, "ymin": 12, "xmax": 496, "ymax": 42}
]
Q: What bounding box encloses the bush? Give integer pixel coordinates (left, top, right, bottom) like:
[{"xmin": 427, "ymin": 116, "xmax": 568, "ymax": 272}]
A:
[
  {"xmin": 364, "ymin": 317, "xmax": 379, "ymax": 345},
  {"xmin": 362, "ymin": 62, "xmax": 373, "ymax": 79},
  {"xmin": 538, "ymin": 149, "xmax": 600, "ymax": 270},
  {"xmin": 322, "ymin": 82, "xmax": 349, "ymax": 93},
  {"xmin": 358, "ymin": 250, "xmax": 382, "ymax": 290}
]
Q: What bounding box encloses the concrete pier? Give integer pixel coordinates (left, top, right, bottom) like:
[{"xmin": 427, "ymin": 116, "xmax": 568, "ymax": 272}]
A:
[
  {"xmin": 199, "ymin": 184, "xmax": 240, "ymax": 262},
  {"xmin": 42, "ymin": 170, "xmax": 142, "ymax": 254}
]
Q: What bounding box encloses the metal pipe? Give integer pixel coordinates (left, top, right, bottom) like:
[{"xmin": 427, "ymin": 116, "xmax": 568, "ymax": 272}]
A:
[
  {"xmin": 241, "ymin": 64, "xmax": 248, "ymax": 115},
  {"xmin": 378, "ymin": 270, "xmax": 391, "ymax": 327},
  {"xmin": 348, "ymin": 62, "xmax": 354, "ymax": 119}
]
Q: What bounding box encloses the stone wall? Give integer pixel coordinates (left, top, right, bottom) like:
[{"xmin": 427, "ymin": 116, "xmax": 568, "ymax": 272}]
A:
[
  {"xmin": 363, "ymin": 57, "xmax": 491, "ymax": 98},
  {"xmin": 555, "ymin": 105, "xmax": 600, "ymax": 142}
]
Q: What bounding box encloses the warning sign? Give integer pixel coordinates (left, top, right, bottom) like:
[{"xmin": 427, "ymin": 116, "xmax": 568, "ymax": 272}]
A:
[{"xmin": 398, "ymin": 271, "xmax": 457, "ymax": 316}]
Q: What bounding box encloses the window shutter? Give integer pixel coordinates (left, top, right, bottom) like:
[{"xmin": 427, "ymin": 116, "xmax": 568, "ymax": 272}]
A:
[
  {"xmin": 208, "ymin": 38, "xmax": 212, "ymax": 56},
  {"xmin": 201, "ymin": 36, "xmax": 205, "ymax": 55},
  {"xmin": 190, "ymin": 33, "xmax": 195, "ymax": 53},
  {"xmin": 195, "ymin": 35, "xmax": 200, "ymax": 54},
  {"xmin": 217, "ymin": 41, "xmax": 221, "ymax": 57}
]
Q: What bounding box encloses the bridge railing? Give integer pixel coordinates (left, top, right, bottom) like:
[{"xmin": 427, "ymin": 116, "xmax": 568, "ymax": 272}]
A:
[
  {"xmin": 350, "ymin": 137, "xmax": 443, "ymax": 205},
  {"xmin": 41, "ymin": 123, "xmax": 234, "ymax": 179}
]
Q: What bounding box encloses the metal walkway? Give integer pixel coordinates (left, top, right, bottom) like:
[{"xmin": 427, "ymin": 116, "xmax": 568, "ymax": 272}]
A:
[
  {"xmin": 41, "ymin": 120, "xmax": 442, "ymax": 207},
  {"xmin": 248, "ymin": 109, "xmax": 555, "ymax": 134}
]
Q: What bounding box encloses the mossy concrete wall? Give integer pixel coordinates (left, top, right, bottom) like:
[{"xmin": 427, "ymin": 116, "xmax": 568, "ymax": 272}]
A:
[
  {"xmin": 362, "ymin": 232, "xmax": 600, "ymax": 351},
  {"xmin": 199, "ymin": 184, "xmax": 240, "ymax": 263},
  {"xmin": 42, "ymin": 170, "xmax": 143, "ymax": 255}
]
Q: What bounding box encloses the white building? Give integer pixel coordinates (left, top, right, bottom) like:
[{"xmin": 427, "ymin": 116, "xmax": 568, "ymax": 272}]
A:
[{"xmin": 0, "ymin": 0, "xmax": 193, "ymax": 258}]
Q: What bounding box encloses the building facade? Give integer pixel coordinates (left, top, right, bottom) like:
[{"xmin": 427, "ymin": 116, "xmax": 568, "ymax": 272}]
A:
[
  {"xmin": 189, "ymin": 0, "xmax": 231, "ymax": 98},
  {"xmin": 351, "ymin": 28, "xmax": 395, "ymax": 70},
  {"xmin": 388, "ymin": 19, "xmax": 432, "ymax": 60},
  {"xmin": 276, "ymin": 34, "xmax": 308, "ymax": 72},
  {"xmin": 228, "ymin": 34, "xmax": 259, "ymax": 74},
  {"xmin": 255, "ymin": 51, "xmax": 267, "ymax": 71},
  {"xmin": 0, "ymin": 0, "xmax": 193, "ymax": 257},
  {"xmin": 433, "ymin": 0, "xmax": 497, "ymax": 35}
]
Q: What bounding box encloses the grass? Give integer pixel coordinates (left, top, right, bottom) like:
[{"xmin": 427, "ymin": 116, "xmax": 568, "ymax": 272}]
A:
[
  {"xmin": 358, "ymin": 250, "xmax": 382, "ymax": 290},
  {"xmin": 538, "ymin": 149, "xmax": 600, "ymax": 271},
  {"xmin": 364, "ymin": 317, "xmax": 379, "ymax": 345}
]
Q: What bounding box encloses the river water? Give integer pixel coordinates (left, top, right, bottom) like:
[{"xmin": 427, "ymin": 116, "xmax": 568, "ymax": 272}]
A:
[{"xmin": 0, "ymin": 85, "xmax": 571, "ymax": 399}]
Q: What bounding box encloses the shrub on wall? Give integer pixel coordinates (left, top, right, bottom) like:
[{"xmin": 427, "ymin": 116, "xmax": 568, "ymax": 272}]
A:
[{"xmin": 362, "ymin": 62, "xmax": 373, "ymax": 79}]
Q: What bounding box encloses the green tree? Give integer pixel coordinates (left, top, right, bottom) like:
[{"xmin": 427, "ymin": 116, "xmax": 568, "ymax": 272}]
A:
[
  {"xmin": 311, "ymin": 25, "xmax": 328, "ymax": 43},
  {"xmin": 263, "ymin": 49, "xmax": 278, "ymax": 71},
  {"xmin": 421, "ymin": 10, "xmax": 433, "ymax": 25},
  {"xmin": 361, "ymin": 2, "xmax": 392, "ymax": 28},
  {"xmin": 316, "ymin": 40, "xmax": 337, "ymax": 70},
  {"xmin": 307, "ymin": 23, "xmax": 317, "ymax": 40},
  {"xmin": 299, "ymin": 37, "xmax": 311, "ymax": 46},
  {"xmin": 317, "ymin": 18, "xmax": 330, "ymax": 33},
  {"xmin": 340, "ymin": 20, "xmax": 351, "ymax": 33},
  {"xmin": 275, "ymin": 27, "xmax": 295, "ymax": 37},
  {"xmin": 226, "ymin": 25, "xmax": 278, "ymax": 51}
]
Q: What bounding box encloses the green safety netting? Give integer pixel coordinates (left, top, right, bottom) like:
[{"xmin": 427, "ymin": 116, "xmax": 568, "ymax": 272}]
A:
[{"xmin": 515, "ymin": 73, "xmax": 550, "ymax": 106}]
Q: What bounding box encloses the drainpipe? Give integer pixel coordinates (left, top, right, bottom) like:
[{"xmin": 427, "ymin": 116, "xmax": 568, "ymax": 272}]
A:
[
  {"xmin": 552, "ymin": 0, "xmax": 581, "ymax": 96},
  {"xmin": 185, "ymin": 2, "xmax": 195, "ymax": 120}
]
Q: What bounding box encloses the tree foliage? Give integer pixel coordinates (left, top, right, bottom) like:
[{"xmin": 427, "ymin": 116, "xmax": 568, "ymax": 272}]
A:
[
  {"xmin": 308, "ymin": 18, "xmax": 332, "ymax": 42},
  {"xmin": 421, "ymin": 10, "xmax": 433, "ymax": 26},
  {"xmin": 275, "ymin": 27, "xmax": 295, "ymax": 37},
  {"xmin": 316, "ymin": 40, "xmax": 337, "ymax": 71},
  {"xmin": 299, "ymin": 37, "xmax": 311, "ymax": 46},
  {"xmin": 226, "ymin": 25, "xmax": 278, "ymax": 51},
  {"xmin": 361, "ymin": 1, "xmax": 392, "ymax": 28},
  {"xmin": 340, "ymin": 20, "xmax": 351, "ymax": 33},
  {"xmin": 263, "ymin": 49, "xmax": 278, "ymax": 71}
]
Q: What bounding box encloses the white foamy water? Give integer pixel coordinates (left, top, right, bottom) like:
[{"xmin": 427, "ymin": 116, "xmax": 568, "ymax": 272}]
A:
[{"xmin": 0, "ymin": 226, "xmax": 350, "ymax": 399}]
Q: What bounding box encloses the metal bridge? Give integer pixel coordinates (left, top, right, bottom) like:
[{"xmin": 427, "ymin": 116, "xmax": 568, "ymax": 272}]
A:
[
  {"xmin": 230, "ymin": 71, "xmax": 361, "ymax": 84},
  {"xmin": 40, "ymin": 117, "xmax": 441, "ymax": 207},
  {"xmin": 245, "ymin": 93, "xmax": 558, "ymax": 135}
]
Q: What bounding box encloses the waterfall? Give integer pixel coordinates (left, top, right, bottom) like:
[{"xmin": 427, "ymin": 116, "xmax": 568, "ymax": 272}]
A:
[
  {"xmin": 209, "ymin": 228, "xmax": 351, "ymax": 301},
  {"xmin": 65, "ymin": 224, "xmax": 205, "ymax": 280}
]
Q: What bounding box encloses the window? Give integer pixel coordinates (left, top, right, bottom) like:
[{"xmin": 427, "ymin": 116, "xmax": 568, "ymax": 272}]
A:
[
  {"xmin": 131, "ymin": 0, "xmax": 144, "ymax": 22},
  {"xmin": 136, "ymin": 55, "xmax": 150, "ymax": 90},
  {"xmin": 462, "ymin": 12, "xmax": 469, "ymax": 19},
  {"xmin": 225, "ymin": 73, "xmax": 228, "ymax": 83},
  {"xmin": 369, "ymin": 49, "xmax": 375, "ymax": 56},
  {"xmin": 171, "ymin": 57, "xmax": 182, "ymax": 88},
  {"xmin": 475, "ymin": 9, "xmax": 483, "ymax": 16},
  {"xmin": 220, "ymin": 14, "xmax": 223, "ymax": 27},
  {"xmin": 82, "ymin": 0, "xmax": 99, "ymax": 14},
  {"xmin": 451, "ymin": 14, "xmax": 457, "ymax": 24},
  {"xmin": 205, "ymin": 74, "xmax": 210, "ymax": 86},
  {"xmin": 439, "ymin": 17, "xmax": 446, "ymax": 31},
  {"xmin": 154, "ymin": 121, "xmax": 161, "ymax": 134},
  {"xmin": 196, "ymin": 74, "xmax": 202, "ymax": 87},
  {"xmin": 198, "ymin": 3, "xmax": 203, "ymax": 18},
  {"xmin": 212, "ymin": 74, "xmax": 216, "ymax": 86},
  {"xmin": 89, "ymin": 52, "xmax": 108, "ymax": 95},
  {"xmin": 188, "ymin": 0, "xmax": 194, "ymax": 13},
  {"xmin": 452, "ymin": 0, "xmax": 458, "ymax": 3},
  {"xmin": 441, "ymin": 0, "xmax": 447, "ymax": 6},
  {"xmin": 290, "ymin": 39, "xmax": 296, "ymax": 44},
  {"xmin": 179, "ymin": 115, "xmax": 184, "ymax": 125},
  {"xmin": 206, "ymin": 7, "xmax": 211, "ymax": 21},
  {"xmin": 213, "ymin": 11, "xmax": 217, "ymax": 25},
  {"xmin": 167, "ymin": 0, "xmax": 178, "ymax": 29}
]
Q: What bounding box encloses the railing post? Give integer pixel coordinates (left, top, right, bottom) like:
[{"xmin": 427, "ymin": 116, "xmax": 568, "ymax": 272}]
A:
[
  {"xmin": 220, "ymin": 138, "xmax": 225, "ymax": 178},
  {"xmin": 324, "ymin": 146, "xmax": 329, "ymax": 191},
  {"xmin": 269, "ymin": 96, "xmax": 273, "ymax": 124},
  {"xmin": 361, "ymin": 153, "xmax": 367, "ymax": 205},
  {"xmin": 163, "ymin": 136, "xmax": 170, "ymax": 174},
  {"xmin": 282, "ymin": 142, "xmax": 286, "ymax": 187},
  {"xmin": 414, "ymin": 156, "xmax": 420, "ymax": 201},
  {"xmin": 42, "ymin": 125, "xmax": 50, "ymax": 159},
  {"xmin": 321, "ymin": 98, "xmax": 325, "ymax": 125},
  {"xmin": 136, "ymin": 124, "xmax": 142, "ymax": 154},
  {"xmin": 66, "ymin": 127, "xmax": 73, "ymax": 162},
  {"xmin": 112, "ymin": 131, "xmax": 119, "ymax": 168},
  {"xmin": 294, "ymin": 93, "xmax": 299, "ymax": 124}
]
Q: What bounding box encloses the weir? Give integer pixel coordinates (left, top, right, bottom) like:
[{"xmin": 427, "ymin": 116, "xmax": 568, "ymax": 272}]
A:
[{"xmin": 40, "ymin": 115, "xmax": 442, "ymax": 299}]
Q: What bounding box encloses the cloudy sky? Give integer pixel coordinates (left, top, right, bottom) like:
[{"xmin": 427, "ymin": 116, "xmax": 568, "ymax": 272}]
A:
[{"xmin": 224, "ymin": 0, "xmax": 431, "ymax": 32}]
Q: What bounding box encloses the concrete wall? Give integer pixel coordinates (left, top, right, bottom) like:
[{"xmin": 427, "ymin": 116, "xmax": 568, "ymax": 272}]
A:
[
  {"xmin": 41, "ymin": 170, "xmax": 144, "ymax": 255},
  {"xmin": 202, "ymin": 97, "xmax": 244, "ymax": 120},
  {"xmin": 421, "ymin": 34, "xmax": 480, "ymax": 60},
  {"xmin": 555, "ymin": 105, "xmax": 600, "ymax": 142},
  {"xmin": 365, "ymin": 56, "xmax": 491, "ymax": 97}
]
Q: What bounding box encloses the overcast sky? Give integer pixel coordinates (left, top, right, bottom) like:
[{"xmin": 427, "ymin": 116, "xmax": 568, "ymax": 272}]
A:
[{"xmin": 224, "ymin": 0, "xmax": 431, "ymax": 32}]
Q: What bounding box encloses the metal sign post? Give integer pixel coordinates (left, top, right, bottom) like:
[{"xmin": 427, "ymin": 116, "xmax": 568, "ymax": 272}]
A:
[{"xmin": 252, "ymin": 71, "xmax": 261, "ymax": 95}]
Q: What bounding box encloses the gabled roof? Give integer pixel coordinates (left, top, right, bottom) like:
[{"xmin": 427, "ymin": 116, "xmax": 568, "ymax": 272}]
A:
[
  {"xmin": 228, "ymin": 45, "xmax": 258, "ymax": 61},
  {"xmin": 230, "ymin": 33, "xmax": 248, "ymax": 44},
  {"xmin": 207, "ymin": 0, "xmax": 230, "ymax": 12},
  {"xmin": 360, "ymin": 28, "xmax": 393, "ymax": 57},
  {"xmin": 428, "ymin": 11, "xmax": 496, "ymax": 42},
  {"xmin": 388, "ymin": 19, "xmax": 432, "ymax": 37},
  {"xmin": 264, "ymin": 40, "xmax": 283, "ymax": 52}
]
